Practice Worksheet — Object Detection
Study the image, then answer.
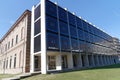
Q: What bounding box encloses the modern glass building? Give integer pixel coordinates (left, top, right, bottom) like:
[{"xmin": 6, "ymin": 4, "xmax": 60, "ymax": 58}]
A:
[{"xmin": 30, "ymin": 0, "xmax": 119, "ymax": 74}]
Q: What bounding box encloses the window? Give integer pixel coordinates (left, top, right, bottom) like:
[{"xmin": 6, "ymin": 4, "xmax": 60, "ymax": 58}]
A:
[
  {"xmin": 71, "ymin": 39, "xmax": 79, "ymax": 52},
  {"xmin": 79, "ymin": 40, "xmax": 86, "ymax": 52},
  {"xmin": 6, "ymin": 58, "xmax": 8, "ymax": 69},
  {"xmin": 82, "ymin": 20, "xmax": 88, "ymax": 31},
  {"xmin": 8, "ymin": 41, "xmax": 10, "ymax": 49},
  {"xmin": 5, "ymin": 44, "xmax": 7, "ymax": 51},
  {"xmin": 46, "ymin": 16, "xmax": 58, "ymax": 33},
  {"xmin": 14, "ymin": 54, "xmax": 16, "ymax": 68},
  {"xmin": 11, "ymin": 39, "xmax": 14, "ymax": 47},
  {"xmin": 58, "ymin": 7, "xmax": 67, "ymax": 22},
  {"xmin": 47, "ymin": 32, "xmax": 59, "ymax": 50},
  {"xmin": 34, "ymin": 19, "xmax": 41, "ymax": 35},
  {"xmin": 34, "ymin": 5, "xmax": 40, "ymax": 20},
  {"xmin": 70, "ymin": 25, "xmax": 77, "ymax": 38},
  {"xmin": 3, "ymin": 60, "xmax": 5, "ymax": 69},
  {"xmin": 84, "ymin": 31, "xmax": 90, "ymax": 42},
  {"xmin": 78, "ymin": 29, "xmax": 85, "ymax": 41},
  {"xmin": 68, "ymin": 12, "xmax": 76, "ymax": 26},
  {"xmin": 76, "ymin": 17, "xmax": 83, "ymax": 29},
  {"xmin": 34, "ymin": 35, "xmax": 41, "ymax": 53},
  {"xmin": 46, "ymin": 1, "xmax": 57, "ymax": 17},
  {"xmin": 61, "ymin": 36, "xmax": 70, "ymax": 51},
  {"xmin": 16, "ymin": 35, "xmax": 18, "ymax": 44},
  {"xmin": 9, "ymin": 56, "xmax": 12, "ymax": 69},
  {"xmin": 59, "ymin": 21, "xmax": 69, "ymax": 36}
]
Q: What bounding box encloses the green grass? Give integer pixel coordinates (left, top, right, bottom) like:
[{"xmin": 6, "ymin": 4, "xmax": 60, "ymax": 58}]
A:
[
  {"xmin": 22, "ymin": 64, "xmax": 120, "ymax": 80},
  {"xmin": 0, "ymin": 74, "xmax": 15, "ymax": 80}
]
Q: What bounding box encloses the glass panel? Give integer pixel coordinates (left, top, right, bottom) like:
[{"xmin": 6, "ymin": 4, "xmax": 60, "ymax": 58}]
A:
[
  {"xmin": 79, "ymin": 40, "xmax": 86, "ymax": 52},
  {"xmin": 70, "ymin": 25, "xmax": 77, "ymax": 38},
  {"xmin": 46, "ymin": 1, "xmax": 57, "ymax": 17},
  {"xmin": 59, "ymin": 21, "xmax": 69, "ymax": 36},
  {"xmin": 71, "ymin": 39, "xmax": 79, "ymax": 52},
  {"xmin": 76, "ymin": 17, "xmax": 83, "ymax": 30},
  {"xmin": 61, "ymin": 36, "xmax": 70, "ymax": 51},
  {"xmin": 46, "ymin": 16, "xmax": 58, "ymax": 33},
  {"xmin": 34, "ymin": 5, "xmax": 40, "ymax": 20},
  {"xmin": 58, "ymin": 7, "xmax": 67, "ymax": 22},
  {"xmin": 68, "ymin": 12, "xmax": 76, "ymax": 26},
  {"xmin": 34, "ymin": 19, "xmax": 40, "ymax": 35},
  {"xmin": 47, "ymin": 32, "xmax": 59, "ymax": 50},
  {"xmin": 34, "ymin": 35, "xmax": 41, "ymax": 53},
  {"xmin": 78, "ymin": 29, "xmax": 85, "ymax": 40}
]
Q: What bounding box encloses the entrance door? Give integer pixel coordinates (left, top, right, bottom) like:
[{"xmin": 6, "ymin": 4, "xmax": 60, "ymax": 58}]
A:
[
  {"xmin": 48, "ymin": 56, "xmax": 56, "ymax": 70},
  {"xmin": 73, "ymin": 54, "xmax": 78, "ymax": 67},
  {"xmin": 62, "ymin": 55, "xmax": 68, "ymax": 69}
]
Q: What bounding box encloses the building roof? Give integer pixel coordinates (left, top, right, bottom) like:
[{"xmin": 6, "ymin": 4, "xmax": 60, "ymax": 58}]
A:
[{"xmin": 0, "ymin": 10, "xmax": 31, "ymax": 42}]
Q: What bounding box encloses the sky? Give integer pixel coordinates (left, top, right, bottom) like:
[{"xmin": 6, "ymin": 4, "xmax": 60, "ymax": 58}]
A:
[{"xmin": 0, "ymin": 0, "xmax": 120, "ymax": 39}]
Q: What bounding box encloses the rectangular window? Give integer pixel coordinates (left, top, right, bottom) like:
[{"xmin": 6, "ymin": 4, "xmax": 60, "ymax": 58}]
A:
[
  {"xmin": 58, "ymin": 6, "xmax": 67, "ymax": 22},
  {"xmin": 34, "ymin": 19, "xmax": 41, "ymax": 35},
  {"xmin": 68, "ymin": 12, "xmax": 76, "ymax": 26},
  {"xmin": 47, "ymin": 32, "xmax": 59, "ymax": 50},
  {"xmin": 61, "ymin": 36, "xmax": 70, "ymax": 51},
  {"xmin": 34, "ymin": 5, "xmax": 40, "ymax": 20},
  {"xmin": 9, "ymin": 56, "xmax": 12, "ymax": 69},
  {"xmin": 46, "ymin": 15, "xmax": 58, "ymax": 33},
  {"xmin": 70, "ymin": 25, "xmax": 77, "ymax": 38},
  {"xmin": 78, "ymin": 29, "xmax": 85, "ymax": 41},
  {"xmin": 59, "ymin": 21, "xmax": 69, "ymax": 36},
  {"xmin": 82, "ymin": 20, "xmax": 88, "ymax": 32},
  {"xmin": 3, "ymin": 60, "xmax": 5, "ymax": 69},
  {"xmin": 5, "ymin": 44, "xmax": 7, "ymax": 51},
  {"xmin": 71, "ymin": 39, "xmax": 79, "ymax": 52},
  {"xmin": 8, "ymin": 41, "xmax": 10, "ymax": 49},
  {"xmin": 16, "ymin": 35, "xmax": 18, "ymax": 44},
  {"xmin": 34, "ymin": 35, "xmax": 41, "ymax": 53},
  {"xmin": 46, "ymin": 0, "xmax": 57, "ymax": 17},
  {"xmin": 11, "ymin": 39, "xmax": 14, "ymax": 47},
  {"xmin": 14, "ymin": 54, "xmax": 16, "ymax": 68},
  {"xmin": 76, "ymin": 17, "xmax": 83, "ymax": 30},
  {"xmin": 6, "ymin": 58, "xmax": 8, "ymax": 69}
]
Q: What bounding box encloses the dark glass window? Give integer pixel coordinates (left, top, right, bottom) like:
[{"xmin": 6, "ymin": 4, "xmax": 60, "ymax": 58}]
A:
[
  {"xmin": 68, "ymin": 12, "xmax": 76, "ymax": 26},
  {"xmin": 71, "ymin": 39, "xmax": 79, "ymax": 52},
  {"xmin": 9, "ymin": 56, "xmax": 12, "ymax": 69},
  {"xmin": 61, "ymin": 36, "xmax": 70, "ymax": 51},
  {"xmin": 47, "ymin": 32, "xmax": 59, "ymax": 50},
  {"xmin": 11, "ymin": 39, "xmax": 14, "ymax": 47},
  {"xmin": 84, "ymin": 31, "xmax": 90, "ymax": 42},
  {"xmin": 34, "ymin": 35, "xmax": 41, "ymax": 53},
  {"xmin": 16, "ymin": 35, "xmax": 18, "ymax": 44},
  {"xmin": 46, "ymin": 16, "xmax": 58, "ymax": 33},
  {"xmin": 79, "ymin": 40, "xmax": 86, "ymax": 52},
  {"xmin": 58, "ymin": 7, "xmax": 67, "ymax": 22},
  {"xmin": 14, "ymin": 54, "xmax": 16, "ymax": 68},
  {"xmin": 78, "ymin": 29, "xmax": 85, "ymax": 41},
  {"xmin": 34, "ymin": 5, "xmax": 40, "ymax": 20},
  {"xmin": 82, "ymin": 20, "xmax": 88, "ymax": 31},
  {"xmin": 46, "ymin": 1, "xmax": 57, "ymax": 17},
  {"xmin": 70, "ymin": 25, "xmax": 77, "ymax": 38},
  {"xmin": 76, "ymin": 17, "xmax": 83, "ymax": 29},
  {"xmin": 59, "ymin": 21, "xmax": 69, "ymax": 36},
  {"xmin": 34, "ymin": 19, "xmax": 40, "ymax": 35}
]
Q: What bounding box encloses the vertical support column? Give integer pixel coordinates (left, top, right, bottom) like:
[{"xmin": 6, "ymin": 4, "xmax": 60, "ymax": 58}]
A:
[
  {"xmin": 78, "ymin": 54, "xmax": 82, "ymax": 68},
  {"xmin": 56, "ymin": 54, "xmax": 62, "ymax": 70},
  {"xmin": 100, "ymin": 55, "xmax": 103, "ymax": 66},
  {"xmin": 85, "ymin": 54, "xmax": 89, "ymax": 67},
  {"xmin": 30, "ymin": 6, "xmax": 35, "ymax": 73},
  {"xmin": 67, "ymin": 54, "xmax": 73, "ymax": 69},
  {"xmin": 96, "ymin": 55, "xmax": 99, "ymax": 66},
  {"xmin": 91, "ymin": 54, "xmax": 95, "ymax": 67},
  {"xmin": 41, "ymin": 0, "xmax": 47, "ymax": 74}
]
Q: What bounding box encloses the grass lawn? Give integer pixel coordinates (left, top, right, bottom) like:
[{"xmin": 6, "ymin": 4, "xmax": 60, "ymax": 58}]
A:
[
  {"xmin": 22, "ymin": 64, "xmax": 120, "ymax": 80},
  {"xmin": 0, "ymin": 74, "xmax": 15, "ymax": 80}
]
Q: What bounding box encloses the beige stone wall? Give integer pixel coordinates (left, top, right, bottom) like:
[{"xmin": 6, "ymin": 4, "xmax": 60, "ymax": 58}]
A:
[{"xmin": 0, "ymin": 11, "xmax": 31, "ymax": 74}]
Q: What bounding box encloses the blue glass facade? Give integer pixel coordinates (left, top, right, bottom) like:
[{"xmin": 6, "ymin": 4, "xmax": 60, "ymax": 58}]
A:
[{"xmin": 33, "ymin": 0, "xmax": 115, "ymax": 54}]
